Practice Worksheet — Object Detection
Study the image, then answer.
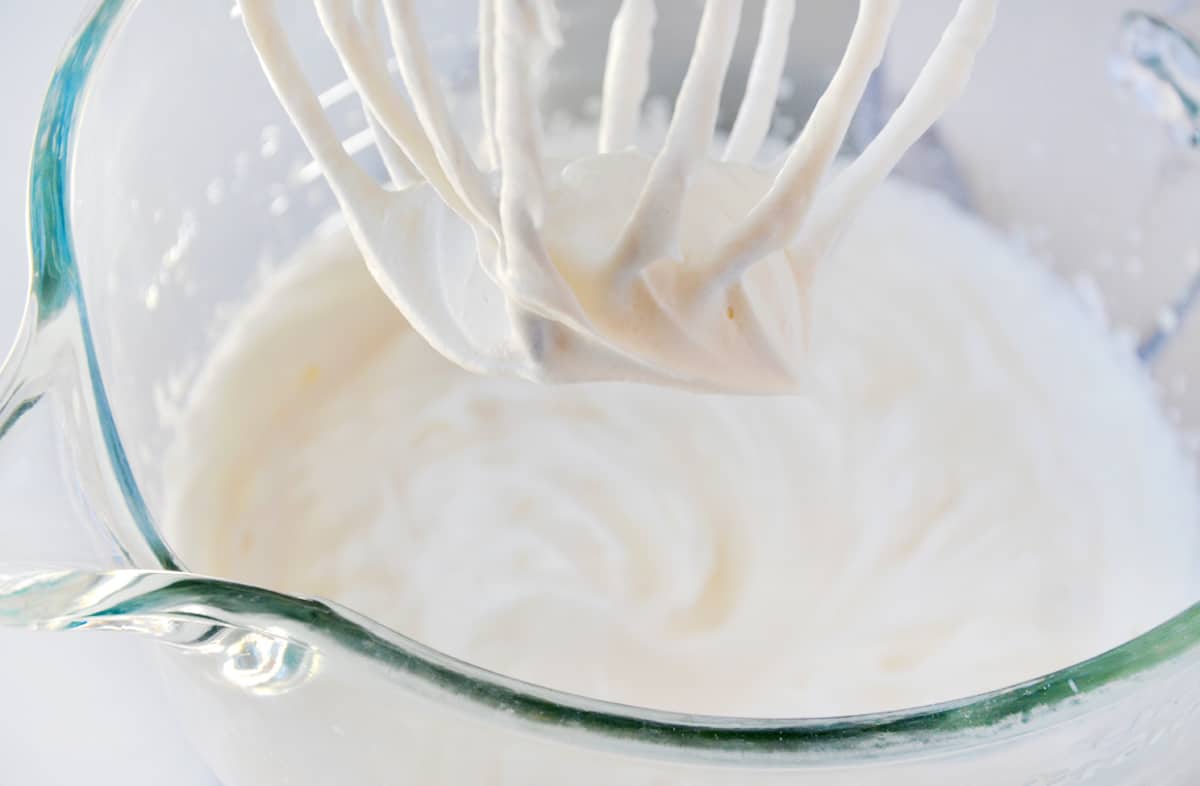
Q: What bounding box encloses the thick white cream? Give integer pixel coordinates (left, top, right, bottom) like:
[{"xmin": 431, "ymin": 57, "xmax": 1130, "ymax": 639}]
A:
[{"xmin": 163, "ymin": 176, "xmax": 1200, "ymax": 717}]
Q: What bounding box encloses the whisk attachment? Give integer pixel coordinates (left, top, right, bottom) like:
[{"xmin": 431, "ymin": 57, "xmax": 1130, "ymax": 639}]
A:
[{"xmin": 237, "ymin": 0, "xmax": 997, "ymax": 391}]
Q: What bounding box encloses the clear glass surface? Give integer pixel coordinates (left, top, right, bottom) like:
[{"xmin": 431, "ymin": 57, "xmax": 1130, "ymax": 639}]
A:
[{"xmin": 2, "ymin": 1, "xmax": 1200, "ymax": 783}]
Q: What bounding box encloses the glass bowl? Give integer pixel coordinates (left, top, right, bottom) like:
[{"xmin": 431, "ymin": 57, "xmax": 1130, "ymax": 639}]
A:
[{"xmin": 2, "ymin": 1, "xmax": 1200, "ymax": 783}]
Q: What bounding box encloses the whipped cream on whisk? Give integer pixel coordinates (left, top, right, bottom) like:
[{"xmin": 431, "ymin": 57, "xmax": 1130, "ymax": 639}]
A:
[{"xmin": 236, "ymin": 0, "xmax": 996, "ymax": 392}]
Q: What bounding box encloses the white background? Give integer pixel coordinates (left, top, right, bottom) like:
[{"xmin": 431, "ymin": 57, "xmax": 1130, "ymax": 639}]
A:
[{"xmin": 0, "ymin": 3, "xmax": 213, "ymax": 783}]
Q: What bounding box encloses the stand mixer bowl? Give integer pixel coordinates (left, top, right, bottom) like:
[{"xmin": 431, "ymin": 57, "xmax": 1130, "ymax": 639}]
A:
[{"xmin": 3, "ymin": 1, "xmax": 1200, "ymax": 783}]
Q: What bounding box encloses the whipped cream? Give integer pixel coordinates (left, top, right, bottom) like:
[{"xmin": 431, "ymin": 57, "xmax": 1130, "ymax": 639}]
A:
[{"xmin": 163, "ymin": 174, "xmax": 1200, "ymax": 717}]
